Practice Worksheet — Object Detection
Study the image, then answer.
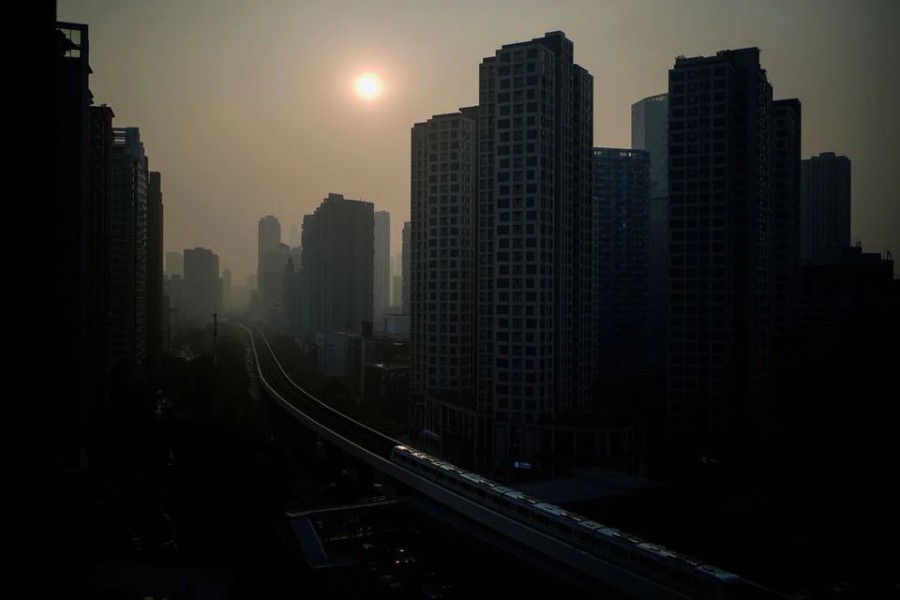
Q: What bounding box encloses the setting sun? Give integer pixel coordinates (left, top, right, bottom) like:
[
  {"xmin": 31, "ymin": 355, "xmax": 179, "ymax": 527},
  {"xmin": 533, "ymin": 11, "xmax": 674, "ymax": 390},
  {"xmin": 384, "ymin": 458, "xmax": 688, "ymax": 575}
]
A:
[{"xmin": 353, "ymin": 73, "xmax": 383, "ymax": 100}]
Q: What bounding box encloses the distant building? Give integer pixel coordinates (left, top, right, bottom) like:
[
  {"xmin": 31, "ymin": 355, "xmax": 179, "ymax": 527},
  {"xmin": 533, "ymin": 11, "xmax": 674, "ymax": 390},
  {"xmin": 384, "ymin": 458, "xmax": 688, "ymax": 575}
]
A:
[
  {"xmin": 111, "ymin": 127, "xmax": 149, "ymax": 367},
  {"xmin": 183, "ymin": 247, "xmax": 220, "ymax": 320},
  {"xmin": 374, "ymin": 210, "xmax": 391, "ymax": 327},
  {"xmin": 258, "ymin": 215, "xmax": 281, "ymax": 310},
  {"xmin": 801, "ymin": 152, "xmax": 851, "ymax": 262},
  {"xmin": 260, "ymin": 243, "xmax": 299, "ymax": 324},
  {"xmin": 165, "ymin": 251, "xmax": 183, "ymax": 277},
  {"xmin": 593, "ymin": 147, "xmax": 651, "ymax": 382},
  {"xmin": 631, "ymin": 93, "xmax": 669, "ymax": 366},
  {"xmin": 300, "ymin": 193, "xmax": 374, "ymax": 337}
]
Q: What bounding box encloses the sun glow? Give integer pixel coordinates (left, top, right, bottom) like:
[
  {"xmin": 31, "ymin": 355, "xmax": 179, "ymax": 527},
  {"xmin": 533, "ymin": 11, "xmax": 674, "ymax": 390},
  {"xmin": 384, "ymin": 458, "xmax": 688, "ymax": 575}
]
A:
[{"xmin": 354, "ymin": 73, "xmax": 383, "ymax": 100}]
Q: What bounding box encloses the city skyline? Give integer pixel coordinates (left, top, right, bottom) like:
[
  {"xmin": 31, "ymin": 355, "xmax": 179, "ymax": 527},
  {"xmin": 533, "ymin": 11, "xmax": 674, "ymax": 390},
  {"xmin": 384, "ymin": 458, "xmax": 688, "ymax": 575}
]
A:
[{"xmin": 58, "ymin": 0, "xmax": 900, "ymax": 281}]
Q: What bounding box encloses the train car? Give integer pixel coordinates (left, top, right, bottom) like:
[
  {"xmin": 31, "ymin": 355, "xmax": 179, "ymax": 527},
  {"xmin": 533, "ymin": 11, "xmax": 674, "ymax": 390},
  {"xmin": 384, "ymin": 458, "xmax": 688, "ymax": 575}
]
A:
[{"xmin": 390, "ymin": 445, "xmax": 750, "ymax": 600}]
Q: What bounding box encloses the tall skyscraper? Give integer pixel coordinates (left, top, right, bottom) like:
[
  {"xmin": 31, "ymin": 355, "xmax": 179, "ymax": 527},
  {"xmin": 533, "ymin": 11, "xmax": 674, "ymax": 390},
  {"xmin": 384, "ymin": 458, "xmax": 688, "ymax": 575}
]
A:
[
  {"xmin": 146, "ymin": 171, "xmax": 164, "ymax": 368},
  {"xmin": 666, "ymin": 48, "xmax": 800, "ymax": 465},
  {"xmin": 299, "ymin": 193, "xmax": 374, "ymax": 336},
  {"xmin": 165, "ymin": 251, "xmax": 183, "ymax": 277},
  {"xmin": 257, "ymin": 215, "xmax": 281, "ymax": 307},
  {"xmin": 801, "ymin": 152, "xmax": 851, "ymax": 262},
  {"xmin": 477, "ymin": 31, "xmax": 594, "ymax": 467},
  {"xmin": 54, "ymin": 20, "xmax": 112, "ymax": 468},
  {"xmin": 410, "ymin": 108, "xmax": 480, "ymax": 462},
  {"xmin": 183, "ymin": 247, "xmax": 220, "ymax": 320},
  {"xmin": 374, "ymin": 210, "xmax": 391, "ymax": 326},
  {"xmin": 632, "ymin": 93, "xmax": 670, "ymax": 365},
  {"xmin": 111, "ymin": 127, "xmax": 149, "ymax": 367},
  {"xmin": 402, "ymin": 221, "xmax": 411, "ymax": 312},
  {"xmin": 593, "ymin": 148, "xmax": 651, "ymax": 382}
]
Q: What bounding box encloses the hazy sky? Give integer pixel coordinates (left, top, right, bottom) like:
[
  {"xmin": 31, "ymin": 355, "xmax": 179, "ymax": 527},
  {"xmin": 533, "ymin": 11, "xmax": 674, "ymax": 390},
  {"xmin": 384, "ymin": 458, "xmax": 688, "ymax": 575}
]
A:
[{"xmin": 60, "ymin": 0, "xmax": 900, "ymax": 281}]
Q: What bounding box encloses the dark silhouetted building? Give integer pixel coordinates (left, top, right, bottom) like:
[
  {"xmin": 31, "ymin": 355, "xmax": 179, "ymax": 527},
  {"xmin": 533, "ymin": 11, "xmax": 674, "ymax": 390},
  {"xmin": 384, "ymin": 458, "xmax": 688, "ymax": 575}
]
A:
[
  {"xmin": 477, "ymin": 32, "xmax": 595, "ymax": 468},
  {"xmin": 146, "ymin": 171, "xmax": 164, "ymax": 368},
  {"xmin": 56, "ymin": 21, "xmax": 107, "ymax": 469},
  {"xmin": 410, "ymin": 108, "xmax": 480, "ymax": 462},
  {"xmin": 666, "ymin": 48, "xmax": 800, "ymax": 467},
  {"xmin": 299, "ymin": 193, "xmax": 374, "ymax": 337},
  {"xmin": 801, "ymin": 152, "xmax": 851, "ymax": 262},
  {"xmin": 183, "ymin": 247, "xmax": 220, "ymax": 320},
  {"xmin": 593, "ymin": 148, "xmax": 651, "ymax": 383},
  {"xmin": 374, "ymin": 210, "xmax": 391, "ymax": 327},
  {"xmin": 111, "ymin": 127, "xmax": 149, "ymax": 368},
  {"xmin": 632, "ymin": 93, "xmax": 669, "ymax": 366}
]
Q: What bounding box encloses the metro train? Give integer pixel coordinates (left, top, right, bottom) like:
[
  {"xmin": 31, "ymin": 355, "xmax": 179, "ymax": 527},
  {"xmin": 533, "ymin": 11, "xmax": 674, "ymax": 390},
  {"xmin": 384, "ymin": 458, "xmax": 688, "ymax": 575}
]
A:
[{"xmin": 390, "ymin": 445, "xmax": 759, "ymax": 600}]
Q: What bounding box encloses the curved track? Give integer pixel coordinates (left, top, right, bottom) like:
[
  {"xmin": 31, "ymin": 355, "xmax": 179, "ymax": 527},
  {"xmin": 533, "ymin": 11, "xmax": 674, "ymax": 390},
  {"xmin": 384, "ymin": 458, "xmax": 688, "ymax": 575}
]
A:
[{"xmin": 241, "ymin": 323, "xmax": 400, "ymax": 460}]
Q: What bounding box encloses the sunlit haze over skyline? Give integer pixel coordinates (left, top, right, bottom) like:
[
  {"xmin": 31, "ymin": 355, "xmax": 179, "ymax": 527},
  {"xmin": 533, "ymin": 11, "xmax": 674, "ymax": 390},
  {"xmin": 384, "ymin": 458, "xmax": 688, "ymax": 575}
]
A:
[{"xmin": 60, "ymin": 0, "xmax": 900, "ymax": 281}]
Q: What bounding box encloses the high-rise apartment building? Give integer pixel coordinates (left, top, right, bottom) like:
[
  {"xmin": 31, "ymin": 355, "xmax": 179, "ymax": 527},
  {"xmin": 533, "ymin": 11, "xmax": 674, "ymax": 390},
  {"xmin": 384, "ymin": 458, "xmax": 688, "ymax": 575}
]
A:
[
  {"xmin": 477, "ymin": 31, "xmax": 594, "ymax": 467},
  {"xmin": 257, "ymin": 215, "xmax": 281, "ymax": 306},
  {"xmin": 801, "ymin": 152, "xmax": 851, "ymax": 262},
  {"xmin": 666, "ymin": 48, "xmax": 800, "ymax": 465},
  {"xmin": 111, "ymin": 127, "xmax": 149, "ymax": 367},
  {"xmin": 299, "ymin": 193, "xmax": 374, "ymax": 337},
  {"xmin": 410, "ymin": 108, "xmax": 480, "ymax": 461}
]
